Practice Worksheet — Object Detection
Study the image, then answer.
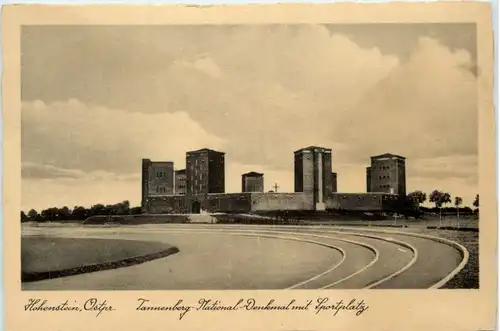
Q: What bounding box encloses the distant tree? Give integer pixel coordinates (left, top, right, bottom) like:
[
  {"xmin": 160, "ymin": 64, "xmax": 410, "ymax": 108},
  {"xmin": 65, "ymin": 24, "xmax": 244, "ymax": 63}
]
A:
[
  {"xmin": 58, "ymin": 206, "xmax": 70, "ymax": 221},
  {"xmin": 21, "ymin": 211, "xmax": 29, "ymax": 223},
  {"xmin": 50, "ymin": 207, "xmax": 59, "ymax": 221},
  {"xmin": 90, "ymin": 204, "xmax": 106, "ymax": 216},
  {"xmin": 473, "ymin": 194, "xmax": 479, "ymax": 220},
  {"xmin": 407, "ymin": 191, "xmax": 427, "ymax": 212},
  {"xmin": 105, "ymin": 205, "xmax": 115, "ymax": 216},
  {"xmin": 112, "ymin": 204, "xmax": 122, "ymax": 215},
  {"xmin": 71, "ymin": 206, "xmax": 87, "ymax": 220},
  {"xmin": 122, "ymin": 200, "xmax": 131, "ymax": 215},
  {"xmin": 40, "ymin": 209, "xmax": 49, "ymax": 222},
  {"xmin": 385, "ymin": 195, "xmax": 412, "ymax": 215},
  {"xmin": 27, "ymin": 209, "xmax": 38, "ymax": 221},
  {"xmin": 24, "ymin": 201, "xmax": 143, "ymax": 222},
  {"xmin": 130, "ymin": 206, "xmax": 142, "ymax": 215},
  {"xmin": 41, "ymin": 207, "xmax": 59, "ymax": 222},
  {"xmin": 112, "ymin": 200, "xmax": 131, "ymax": 215},
  {"xmin": 454, "ymin": 196, "xmax": 463, "ymax": 227},
  {"xmin": 429, "ymin": 190, "xmax": 452, "ymax": 225}
]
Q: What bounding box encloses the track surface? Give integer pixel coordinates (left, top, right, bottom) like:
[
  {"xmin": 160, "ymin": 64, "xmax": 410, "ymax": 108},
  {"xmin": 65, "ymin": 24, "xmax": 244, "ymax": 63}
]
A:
[{"xmin": 21, "ymin": 224, "xmax": 466, "ymax": 290}]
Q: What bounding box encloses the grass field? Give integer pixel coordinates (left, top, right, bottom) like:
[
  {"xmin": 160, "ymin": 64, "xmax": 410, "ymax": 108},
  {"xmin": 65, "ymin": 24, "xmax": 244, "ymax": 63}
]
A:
[
  {"xmin": 22, "ymin": 237, "xmax": 177, "ymax": 281},
  {"xmin": 427, "ymin": 230, "xmax": 479, "ymax": 289}
]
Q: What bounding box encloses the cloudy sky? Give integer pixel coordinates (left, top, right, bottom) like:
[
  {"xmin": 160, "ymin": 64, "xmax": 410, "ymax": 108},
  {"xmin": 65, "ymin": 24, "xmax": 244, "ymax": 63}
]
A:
[{"xmin": 21, "ymin": 24, "xmax": 478, "ymax": 210}]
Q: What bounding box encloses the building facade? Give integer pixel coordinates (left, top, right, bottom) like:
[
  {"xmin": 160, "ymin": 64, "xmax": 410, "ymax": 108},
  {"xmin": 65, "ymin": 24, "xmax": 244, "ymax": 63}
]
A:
[
  {"xmin": 145, "ymin": 191, "xmax": 399, "ymax": 214},
  {"xmin": 175, "ymin": 169, "xmax": 187, "ymax": 195},
  {"xmin": 332, "ymin": 172, "xmax": 337, "ymax": 193},
  {"xmin": 141, "ymin": 159, "xmax": 174, "ymax": 212},
  {"xmin": 294, "ymin": 146, "xmax": 333, "ymax": 210},
  {"xmin": 367, "ymin": 153, "xmax": 406, "ymax": 195},
  {"xmin": 327, "ymin": 192, "xmax": 401, "ymax": 212},
  {"xmin": 366, "ymin": 167, "xmax": 372, "ymax": 192},
  {"xmin": 242, "ymin": 172, "xmax": 264, "ymax": 192},
  {"xmin": 186, "ymin": 148, "xmax": 225, "ymax": 195},
  {"xmin": 146, "ymin": 192, "xmax": 315, "ymax": 214},
  {"xmin": 141, "ymin": 147, "xmax": 409, "ymax": 215}
]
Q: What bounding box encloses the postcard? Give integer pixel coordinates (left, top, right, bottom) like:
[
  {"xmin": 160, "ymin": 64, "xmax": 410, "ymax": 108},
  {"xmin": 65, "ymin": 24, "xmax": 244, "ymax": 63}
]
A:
[{"xmin": 3, "ymin": 2, "xmax": 496, "ymax": 331}]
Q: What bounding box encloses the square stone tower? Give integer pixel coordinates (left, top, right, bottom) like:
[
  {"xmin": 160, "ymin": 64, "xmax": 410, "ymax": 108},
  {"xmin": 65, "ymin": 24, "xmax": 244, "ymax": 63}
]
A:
[
  {"xmin": 294, "ymin": 146, "xmax": 333, "ymax": 210},
  {"xmin": 367, "ymin": 153, "xmax": 406, "ymax": 195}
]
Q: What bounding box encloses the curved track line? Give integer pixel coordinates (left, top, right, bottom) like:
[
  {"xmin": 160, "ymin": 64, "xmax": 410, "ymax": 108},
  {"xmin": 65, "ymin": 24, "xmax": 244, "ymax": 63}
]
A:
[
  {"xmin": 285, "ymin": 245, "xmax": 347, "ymax": 290},
  {"xmin": 102, "ymin": 226, "xmax": 417, "ymax": 289},
  {"xmin": 329, "ymin": 226, "xmax": 470, "ymax": 289},
  {"xmin": 141, "ymin": 229, "xmax": 351, "ymax": 289},
  {"xmin": 267, "ymin": 224, "xmax": 466, "ymax": 289},
  {"xmin": 151, "ymin": 226, "xmax": 416, "ymax": 289},
  {"xmin": 193, "ymin": 223, "xmax": 469, "ymax": 289},
  {"xmin": 33, "ymin": 224, "xmax": 455, "ymax": 289},
  {"xmin": 40, "ymin": 230, "xmax": 346, "ymax": 261},
  {"xmin": 175, "ymin": 224, "xmax": 468, "ymax": 288},
  {"xmin": 308, "ymin": 229, "xmax": 418, "ymax": 289},
  {"xmin": 101, "ymin": 229, "xmax": 352, "ymax": 287},
  {"xmin": 41, "ymin": 229, "xmax": 351, "ymax": 288},
  {"xmin": 303, "ymin": 229, "xmax": 417, "ymax": 289},
  {"xmin": 248, "ymin": 230, "xmax": 377, "ymax": 290},
  {"xmin": 164, "ymin": 227, "xmax": 418, "ymax": 289},
  {"xmin": 144, "ymin": 227, "xmax": 380, "ymax": 289}
]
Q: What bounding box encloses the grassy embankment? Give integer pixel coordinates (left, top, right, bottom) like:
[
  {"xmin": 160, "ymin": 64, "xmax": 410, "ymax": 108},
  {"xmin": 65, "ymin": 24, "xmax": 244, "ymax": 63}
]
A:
[
  {"xmin": 426, "ymin": 230, "xmax": 479, "ymax": 289},
  {"xmin": 83, "ymin": 214, "xmax": 191, "ymax": 225},
  {"xmin": 22, "ymin": 237, "xmax": 179, "ymax": 282},
  {"xmin": 213, "ymin": 212, "xmax": 478, "ymax": 229}
]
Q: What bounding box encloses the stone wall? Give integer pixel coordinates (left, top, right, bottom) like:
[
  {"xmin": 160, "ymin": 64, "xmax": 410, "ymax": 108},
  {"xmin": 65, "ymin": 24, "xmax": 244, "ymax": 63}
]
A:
[
  {"xmin": 145, "ymin": 192, "xmax": 399, "ymax": 214},
  {"xmin": 325, "ymin": 193, "xmax": 399, "ymax": 211},
  {"xmin": 204, "ymin": 193, "xmax": 253, "ymax": 213},
  {"xmin": 250, "ymin": 193, "xmax": 313, "ymax": 211},
  {"xmin": 146, "ymin": 193, "xmax": 253, "ymax": 214},
  {"xmin": 147, "ymin": 195, "xmax": 189, "ymax": 214}
]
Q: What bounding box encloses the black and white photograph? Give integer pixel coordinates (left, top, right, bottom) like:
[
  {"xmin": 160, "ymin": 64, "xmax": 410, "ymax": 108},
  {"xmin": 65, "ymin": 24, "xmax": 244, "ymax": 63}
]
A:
[
  {"xmin": 3, "ymin": 3, "xmax": 496, "ymax": 331},
  {"xmin": 18, "ymin": 20, "xmax": 486, "ymax": 291}
]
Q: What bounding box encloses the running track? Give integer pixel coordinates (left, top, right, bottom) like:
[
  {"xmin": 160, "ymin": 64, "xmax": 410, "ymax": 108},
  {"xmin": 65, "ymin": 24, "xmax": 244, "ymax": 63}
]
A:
[{"xmin": 21, "ymin": 223, "xmax": 468, "ymax": 290}]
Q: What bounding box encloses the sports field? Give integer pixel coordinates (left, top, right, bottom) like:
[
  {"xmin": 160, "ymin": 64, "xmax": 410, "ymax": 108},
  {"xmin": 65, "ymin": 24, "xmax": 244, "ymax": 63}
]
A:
[{"xmin": 21, "ymin": 222, "xmax": 476, "ymax": 290}]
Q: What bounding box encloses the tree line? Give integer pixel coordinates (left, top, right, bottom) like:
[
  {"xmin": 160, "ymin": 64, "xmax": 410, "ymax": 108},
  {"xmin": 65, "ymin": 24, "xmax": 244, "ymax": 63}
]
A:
[
  {"xmin": 21, "ymin": 200, "xmax": 142, "ymax": 223},
  {"xmin": 406, "ymin": 190, "xmax": 479, "ymax": 219},
  {"xmin": 21, "ymin": 191, "xmax": 480, "ymax": 223}
]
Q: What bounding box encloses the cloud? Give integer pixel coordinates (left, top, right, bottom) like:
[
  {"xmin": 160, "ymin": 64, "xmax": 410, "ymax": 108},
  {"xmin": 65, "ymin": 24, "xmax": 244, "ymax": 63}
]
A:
[
  {"xmin": 159, "ymin": 26, "xmax": 401, "ymax": 170},
  {"xmin": 22, "ymin": 162, "xmax": 140, "ymax": 181},
  {"xmin": 21, "ymin": 160, "xmax": 295, "ymax": 211},
  {"xmin": 21, "ymin": 25, "xmax": 400, "ymax": 171},
  {"xmin": 408, "ymin": 155, "xmax": 478, "ymax": 180},
  {"xmin": 334, "ymin": 37, "xmax": 477, "ymax": 162},
  {"xmin": 22, "ymin": 28, "xmax": 477, "ymax": 171},
  {"xmin": 21, "ymin": 99, "xmax": 226, "ymax": 176},
  {"xmin": 174, "ymin": 54, "xmax": 222, "ymax": 78},
  {"xmin": 20, "ymin": 26, "xmax": 478, "ymax": 209},
  {"xmin": 22, "ymin": 162, "xmax": 85, "ymax": 179},
  {"xmin": 22, "ymin": 177, "xmax": 142, "ymax": 211}
]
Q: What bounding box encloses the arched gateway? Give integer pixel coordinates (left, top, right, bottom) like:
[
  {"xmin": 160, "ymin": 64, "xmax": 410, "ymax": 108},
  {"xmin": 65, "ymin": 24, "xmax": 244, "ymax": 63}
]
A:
[{"xmin": 191, "ymin": 200, "xmax": 201, "ymax": 214}]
